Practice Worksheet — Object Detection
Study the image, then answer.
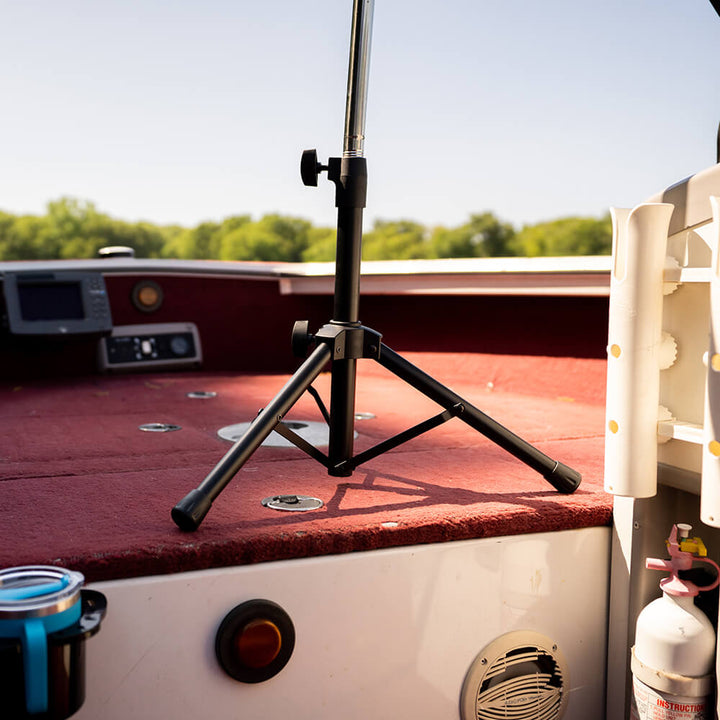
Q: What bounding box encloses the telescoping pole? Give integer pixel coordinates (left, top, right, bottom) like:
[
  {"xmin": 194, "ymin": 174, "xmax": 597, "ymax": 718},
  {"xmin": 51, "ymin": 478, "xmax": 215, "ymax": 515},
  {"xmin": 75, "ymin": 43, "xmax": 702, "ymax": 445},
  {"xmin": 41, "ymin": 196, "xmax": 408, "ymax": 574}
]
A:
[{"xmin": 327, "ymin": 0, "xmax": 375, "ymax": 474}]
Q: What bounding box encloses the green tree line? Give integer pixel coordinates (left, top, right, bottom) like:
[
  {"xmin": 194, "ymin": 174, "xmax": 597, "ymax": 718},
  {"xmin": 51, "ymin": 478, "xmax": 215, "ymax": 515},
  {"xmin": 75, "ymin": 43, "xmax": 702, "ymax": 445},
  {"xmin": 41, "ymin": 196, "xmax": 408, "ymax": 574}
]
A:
[{"xmin": 0, "ymin": 197, "xmax": 611, "ymax": 262}]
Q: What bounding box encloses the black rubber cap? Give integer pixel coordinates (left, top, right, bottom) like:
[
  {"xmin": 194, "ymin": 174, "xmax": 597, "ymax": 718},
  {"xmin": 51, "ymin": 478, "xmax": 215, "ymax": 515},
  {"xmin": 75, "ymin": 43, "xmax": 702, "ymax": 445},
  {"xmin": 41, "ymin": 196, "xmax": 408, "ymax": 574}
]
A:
[
  {"xmin": 171, "ymin": 489, "xmax": 213, "ymax": 531},
  {"xmin": 544, "ymin": 461, "xmax": 582, "ymax": 494}
]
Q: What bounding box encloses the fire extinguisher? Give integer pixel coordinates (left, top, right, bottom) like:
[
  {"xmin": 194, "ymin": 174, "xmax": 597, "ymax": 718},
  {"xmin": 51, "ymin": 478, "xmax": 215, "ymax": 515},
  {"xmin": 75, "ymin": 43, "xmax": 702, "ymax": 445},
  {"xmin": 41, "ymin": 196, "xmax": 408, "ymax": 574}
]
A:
[{"xmin": 631, "ymin": 523, "xmax": 719, "ymax": 720}]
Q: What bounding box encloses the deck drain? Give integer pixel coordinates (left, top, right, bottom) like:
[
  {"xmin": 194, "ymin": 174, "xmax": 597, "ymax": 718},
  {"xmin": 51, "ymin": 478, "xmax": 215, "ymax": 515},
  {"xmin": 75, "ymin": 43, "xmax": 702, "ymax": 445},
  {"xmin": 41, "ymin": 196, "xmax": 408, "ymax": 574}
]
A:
[
  {"xmin": 261, "ymin": 495, "xmax": 323, "ymax": 512},
  {"xmin": 186, "ymin": 391, "xmax": 217, "ymax": 399},
  {"xmin": 217, "ymin": 420, "xmax": 356, "ymax": 448},
  {"xmin": 139, "ymin": 423, "xmax": 181, "ymax": 432}
]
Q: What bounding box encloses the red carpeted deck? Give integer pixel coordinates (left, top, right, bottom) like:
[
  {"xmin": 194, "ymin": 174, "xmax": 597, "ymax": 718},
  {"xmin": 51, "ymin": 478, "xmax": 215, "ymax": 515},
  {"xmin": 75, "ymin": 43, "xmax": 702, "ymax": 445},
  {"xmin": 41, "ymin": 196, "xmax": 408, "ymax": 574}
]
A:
[{"xmin": 0, "ymin": 352, "xmax": 611, "ymax": 583}]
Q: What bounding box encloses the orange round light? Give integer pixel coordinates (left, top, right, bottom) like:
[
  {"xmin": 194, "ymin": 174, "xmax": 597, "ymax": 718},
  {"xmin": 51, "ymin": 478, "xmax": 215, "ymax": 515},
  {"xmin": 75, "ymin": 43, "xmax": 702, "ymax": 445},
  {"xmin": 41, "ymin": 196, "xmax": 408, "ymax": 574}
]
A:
[
  {"xmin": 131, "ymin": 280, "xmax": 163, "ymax": 312},
  {"xmin": 235, "ymin": 619, "xmax": 283, "ymax": 668},
  {"xmin": 215, "ymin": 599, "xmax": 295, "ymax": 683},
  {"xmin": 137, "ymin": 285, "xmax": 160, "ymax": 308}
]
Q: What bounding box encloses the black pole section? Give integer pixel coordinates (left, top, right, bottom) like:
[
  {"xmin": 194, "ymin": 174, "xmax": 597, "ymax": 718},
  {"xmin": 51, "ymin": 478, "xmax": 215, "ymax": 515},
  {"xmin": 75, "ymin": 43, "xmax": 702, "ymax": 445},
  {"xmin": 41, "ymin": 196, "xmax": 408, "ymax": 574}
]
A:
[
  {"xmin": 332, "ymin": 168, "xmax": 366, "ymax": 322},
  {"xmin": 171, "ymin": 343, "xmax": 332, "ymax": 531},
  {"xmin": 327, "ymin": 355, "xmax": 357, "ymax": 475},
  {"xmin": 378, "ymin": 343, "xmax": 581, "ymax": 494},
  {"xmin": 326, "ymin": 161, "xmax": 367, "ymax": 474}
]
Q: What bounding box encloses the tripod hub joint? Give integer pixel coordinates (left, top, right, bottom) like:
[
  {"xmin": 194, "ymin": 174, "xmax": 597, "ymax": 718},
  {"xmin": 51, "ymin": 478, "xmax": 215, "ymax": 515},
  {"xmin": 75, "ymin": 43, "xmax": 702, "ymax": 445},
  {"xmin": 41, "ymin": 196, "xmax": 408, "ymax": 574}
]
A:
[{"xmin": 314, "ymin": 322, "xmax": 382, "ymax": 361}]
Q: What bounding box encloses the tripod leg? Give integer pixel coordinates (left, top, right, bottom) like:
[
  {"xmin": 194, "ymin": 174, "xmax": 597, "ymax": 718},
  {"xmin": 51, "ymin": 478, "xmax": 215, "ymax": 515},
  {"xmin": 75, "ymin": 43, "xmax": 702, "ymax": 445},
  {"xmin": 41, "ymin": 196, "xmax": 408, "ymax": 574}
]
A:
[
  {"xmin": 377, "ymin": 344, "xmax": 581, "ymax": 493},
  {"xmin": 172, "ymin": 343, "xmax": 333, "ymax": 530}
]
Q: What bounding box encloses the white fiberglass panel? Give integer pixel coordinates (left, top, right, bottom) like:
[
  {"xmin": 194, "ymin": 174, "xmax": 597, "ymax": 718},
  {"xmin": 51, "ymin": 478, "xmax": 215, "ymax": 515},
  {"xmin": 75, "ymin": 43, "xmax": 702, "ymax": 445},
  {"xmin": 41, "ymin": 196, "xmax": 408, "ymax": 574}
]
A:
[{"xmin": 77, "ymin": 526, "xmax": 610, "ymax": 720}]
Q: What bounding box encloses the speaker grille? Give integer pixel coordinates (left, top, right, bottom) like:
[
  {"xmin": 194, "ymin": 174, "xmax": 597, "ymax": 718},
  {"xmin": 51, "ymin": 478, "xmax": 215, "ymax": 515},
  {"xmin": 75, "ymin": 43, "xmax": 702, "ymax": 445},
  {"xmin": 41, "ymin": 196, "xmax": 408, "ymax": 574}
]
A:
[{"xmin": 460, "ymin": 631, "xmax": 568, "ymax": 720}]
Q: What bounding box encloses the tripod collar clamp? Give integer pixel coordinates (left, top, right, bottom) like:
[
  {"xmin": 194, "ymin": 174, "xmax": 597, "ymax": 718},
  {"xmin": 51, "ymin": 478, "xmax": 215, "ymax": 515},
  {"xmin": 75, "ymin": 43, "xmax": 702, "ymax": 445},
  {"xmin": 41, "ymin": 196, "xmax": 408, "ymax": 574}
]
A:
[
  {"xmin": 301, "ymin": 150, "xmax": 367, "ymax": 209},
  {"xmin": 314, "ymin": 322, "xmax": 381, "ymax": 361}
]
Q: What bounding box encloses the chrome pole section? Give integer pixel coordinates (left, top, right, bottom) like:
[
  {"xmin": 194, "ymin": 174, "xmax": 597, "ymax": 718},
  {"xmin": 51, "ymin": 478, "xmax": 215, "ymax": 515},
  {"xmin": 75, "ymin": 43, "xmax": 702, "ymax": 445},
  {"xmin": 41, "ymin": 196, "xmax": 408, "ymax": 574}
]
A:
[{"xmin": 343, "ymin": 0, "xmax": 374, "ymax": 157}]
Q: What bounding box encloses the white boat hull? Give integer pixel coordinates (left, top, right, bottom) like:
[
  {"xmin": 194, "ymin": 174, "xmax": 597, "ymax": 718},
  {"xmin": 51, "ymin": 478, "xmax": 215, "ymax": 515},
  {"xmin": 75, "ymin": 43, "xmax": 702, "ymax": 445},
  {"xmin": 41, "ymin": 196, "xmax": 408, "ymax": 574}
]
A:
[{"xmin": 78, "ymin": 526, "xmax": 610, "ymax": 719}]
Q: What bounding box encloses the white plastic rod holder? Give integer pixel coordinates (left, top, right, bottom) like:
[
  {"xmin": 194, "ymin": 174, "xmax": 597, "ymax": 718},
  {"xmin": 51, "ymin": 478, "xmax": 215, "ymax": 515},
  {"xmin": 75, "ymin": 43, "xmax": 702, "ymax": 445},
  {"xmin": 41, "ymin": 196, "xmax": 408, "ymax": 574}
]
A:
[
  {"xmin": 604, "ymin": 203, "xmax": 674, "ymax": 497},
  {"xmin": 701, "ymin": 197, "xmax": 720, "ymax": 526}
]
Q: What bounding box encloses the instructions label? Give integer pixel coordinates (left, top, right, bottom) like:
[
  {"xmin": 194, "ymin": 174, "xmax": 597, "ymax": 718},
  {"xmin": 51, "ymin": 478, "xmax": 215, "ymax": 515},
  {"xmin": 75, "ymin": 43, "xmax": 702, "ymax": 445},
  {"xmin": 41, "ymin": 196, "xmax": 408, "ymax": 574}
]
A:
[{"xmin": 631, "ymin": 677, "xmax": 710, "ymax": 720}]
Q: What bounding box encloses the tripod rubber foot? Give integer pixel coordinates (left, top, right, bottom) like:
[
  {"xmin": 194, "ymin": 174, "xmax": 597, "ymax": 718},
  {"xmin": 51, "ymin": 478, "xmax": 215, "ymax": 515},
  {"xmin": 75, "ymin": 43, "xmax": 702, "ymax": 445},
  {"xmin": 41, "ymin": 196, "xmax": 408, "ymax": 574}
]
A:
[
  {"xmin": 172, "ymin": 489, "xmax": 213, "ymax": 531},
  {"xmin": 328, "ymin": 467, "xmax": 353, "ymax": 478},
  {"xmin": 543, "ymin": 462, "xmax": 582, "ymax": 494}
]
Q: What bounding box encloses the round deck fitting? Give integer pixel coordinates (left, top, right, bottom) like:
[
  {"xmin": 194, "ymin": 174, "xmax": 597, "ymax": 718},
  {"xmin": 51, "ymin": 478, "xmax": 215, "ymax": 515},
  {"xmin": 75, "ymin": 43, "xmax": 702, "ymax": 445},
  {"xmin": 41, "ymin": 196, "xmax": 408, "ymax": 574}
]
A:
[
  {"xmin": 261, "ymin": 495, "xmax": 323, "ymax": 512},
  {"xmin": 138, "ymin": 423, "xmax": 181, "ymax": 432},
  {"xmin": 218, "ymin": 420, "xmax": 349, "ymax": 448}
]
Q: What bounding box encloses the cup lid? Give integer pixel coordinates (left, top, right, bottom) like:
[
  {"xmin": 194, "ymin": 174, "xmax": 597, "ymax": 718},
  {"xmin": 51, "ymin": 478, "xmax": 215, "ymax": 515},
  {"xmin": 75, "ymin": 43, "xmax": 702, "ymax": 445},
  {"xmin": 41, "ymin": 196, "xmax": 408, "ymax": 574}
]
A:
[{"xmin": 0, "ymin": 566, "xmax": 84, "ymax": 619}]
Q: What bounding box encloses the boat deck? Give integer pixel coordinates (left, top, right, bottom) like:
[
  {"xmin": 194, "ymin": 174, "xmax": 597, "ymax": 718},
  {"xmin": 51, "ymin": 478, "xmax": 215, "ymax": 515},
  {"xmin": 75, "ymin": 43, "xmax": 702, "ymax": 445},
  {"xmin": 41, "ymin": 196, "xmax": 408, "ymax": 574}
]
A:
[{"xmin": 0, "ymin": 351, "xmax": 610, "ymax": 583}]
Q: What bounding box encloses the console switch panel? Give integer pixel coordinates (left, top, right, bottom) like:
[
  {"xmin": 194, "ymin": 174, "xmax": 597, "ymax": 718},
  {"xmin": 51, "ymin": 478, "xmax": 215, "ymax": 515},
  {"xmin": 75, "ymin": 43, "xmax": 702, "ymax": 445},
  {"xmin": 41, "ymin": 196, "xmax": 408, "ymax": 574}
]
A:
[{"xmin": 100, "ymin": 323, "xmax": 201, "ymax": 371}]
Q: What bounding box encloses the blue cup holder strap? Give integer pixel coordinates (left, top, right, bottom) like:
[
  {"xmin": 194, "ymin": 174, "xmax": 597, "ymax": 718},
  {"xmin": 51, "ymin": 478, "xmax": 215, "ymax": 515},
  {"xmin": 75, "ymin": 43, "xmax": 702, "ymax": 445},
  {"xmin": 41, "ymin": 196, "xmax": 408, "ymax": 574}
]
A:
[{"xmin": 22, "ymin": 618, "xmax": 48, "ymax": 714}]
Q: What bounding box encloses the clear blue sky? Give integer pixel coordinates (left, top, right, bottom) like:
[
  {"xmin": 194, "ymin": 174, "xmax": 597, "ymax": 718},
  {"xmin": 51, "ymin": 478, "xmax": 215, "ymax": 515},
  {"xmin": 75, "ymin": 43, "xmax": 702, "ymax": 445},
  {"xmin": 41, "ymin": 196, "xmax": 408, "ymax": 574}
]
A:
[{"xmin": 1, "ymin": 0, "xmax": 718, "ymax": 231}]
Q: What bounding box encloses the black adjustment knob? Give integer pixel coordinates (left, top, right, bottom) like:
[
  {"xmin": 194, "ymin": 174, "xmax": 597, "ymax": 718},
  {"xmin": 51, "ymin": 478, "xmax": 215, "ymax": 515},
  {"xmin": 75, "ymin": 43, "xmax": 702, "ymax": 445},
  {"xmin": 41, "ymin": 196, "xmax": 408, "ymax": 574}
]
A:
[
  {"xmin": 291, "ymin": 320, "xmax": 313, "ymax": 358},
  {"xmin": 300, "ymin": 149, "xmax": 327, "ymax": 187}
]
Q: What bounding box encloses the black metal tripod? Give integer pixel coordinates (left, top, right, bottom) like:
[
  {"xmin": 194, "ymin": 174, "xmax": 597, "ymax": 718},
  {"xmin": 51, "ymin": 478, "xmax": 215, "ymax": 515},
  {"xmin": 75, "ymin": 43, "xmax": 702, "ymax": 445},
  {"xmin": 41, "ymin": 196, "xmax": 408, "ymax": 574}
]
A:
[{"xmin": 171, "ymin": 0, "xmax": 581, "ymax": 532}]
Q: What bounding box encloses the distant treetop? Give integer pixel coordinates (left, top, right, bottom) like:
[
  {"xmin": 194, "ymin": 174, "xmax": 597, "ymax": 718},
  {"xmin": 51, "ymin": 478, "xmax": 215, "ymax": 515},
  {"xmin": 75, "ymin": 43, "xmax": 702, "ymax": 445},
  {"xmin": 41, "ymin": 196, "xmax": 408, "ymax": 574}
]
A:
[{"xmin": 0, "ymin": 197, "xmax": 611, "ymax": 262}]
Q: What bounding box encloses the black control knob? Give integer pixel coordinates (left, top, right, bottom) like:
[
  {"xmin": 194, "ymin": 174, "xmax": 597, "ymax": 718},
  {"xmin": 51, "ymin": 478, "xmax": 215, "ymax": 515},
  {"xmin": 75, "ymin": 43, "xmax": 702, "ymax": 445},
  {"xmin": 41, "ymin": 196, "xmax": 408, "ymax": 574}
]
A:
[{"xmin": 170, "ymin": 335, "xmax": 190, "ymax": 356}]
